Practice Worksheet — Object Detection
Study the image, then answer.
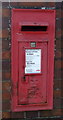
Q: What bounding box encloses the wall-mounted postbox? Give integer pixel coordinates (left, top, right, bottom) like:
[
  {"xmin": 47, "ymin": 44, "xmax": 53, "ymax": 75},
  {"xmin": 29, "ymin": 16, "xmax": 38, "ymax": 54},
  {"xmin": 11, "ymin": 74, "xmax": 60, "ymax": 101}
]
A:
[{"xmin": 11, "ymin": 9, "xmax": 55, "ymax": 111}]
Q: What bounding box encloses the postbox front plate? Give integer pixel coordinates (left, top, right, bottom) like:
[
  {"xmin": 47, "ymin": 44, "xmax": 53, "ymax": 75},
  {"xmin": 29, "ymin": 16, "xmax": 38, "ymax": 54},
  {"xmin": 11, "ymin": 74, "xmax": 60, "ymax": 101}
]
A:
[
  {"xmin": 11, "ymin": 9, "xmax": 55, "ymax": 111},
  {"xmin": 18, "ymin": 43, "xmax": 47, "ymax": 106}
]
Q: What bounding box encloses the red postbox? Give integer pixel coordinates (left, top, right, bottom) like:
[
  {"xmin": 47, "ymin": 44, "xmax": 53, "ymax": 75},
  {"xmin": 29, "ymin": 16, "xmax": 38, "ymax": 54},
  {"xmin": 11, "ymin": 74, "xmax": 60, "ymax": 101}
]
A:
[{"xmin": 11, "ymin": 9, "xmax": 55, "ymax": 111}]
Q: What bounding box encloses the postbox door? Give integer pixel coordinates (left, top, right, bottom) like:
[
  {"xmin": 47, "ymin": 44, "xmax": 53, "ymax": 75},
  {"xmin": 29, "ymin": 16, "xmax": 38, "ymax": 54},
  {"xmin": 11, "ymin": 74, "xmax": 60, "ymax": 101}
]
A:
[{"xmin": 18, "ymin": 41, "xmax": 48, "ymax": 105}]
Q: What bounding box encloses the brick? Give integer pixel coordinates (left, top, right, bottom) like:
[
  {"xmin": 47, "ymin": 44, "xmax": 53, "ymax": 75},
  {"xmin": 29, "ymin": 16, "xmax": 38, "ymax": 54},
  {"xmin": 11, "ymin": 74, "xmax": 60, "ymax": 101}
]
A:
[
  {"xmin": 2, "ymin": 8, "xmax": 10, "ymax": 17},
  {"xmin": 55, "ymin": 49, "xmax": 61, "ymax": 58},
  {"xmin": 61, "ymin": 49, "xmax": 63, "ymax": 58},
  {"xmin": 0, "ymin": 71, "xmax": 2, "ymax": 81},
  {"xmin": 0, "ymin": 60, "xmax": 2, "ymax": 71},
  {"xmin": 56, "ymin": 9, "xmax": 61, "ymax": 18},
  {"xmin": 0, "ymin": 41, "xmax": 1, "ymax": 49},
  {"xmin": 2, "ymin": 30, "xmax": 9, "ymax": 39},
  {"xmin": 54, "ymin": 89, "xmax": 61, "ymax": 98},
  {"xmin": 2, "ymin": 71, "xmax": 11, "ymax": 80},
  {"xmin": 61, "ymin": 99, "xmax": 63, "ymax": 108},
  {"xmin": 54, "ymin": 80, "xmax": 61, "ymax": 89},
  {"xmin": 0, "ymin": 30, "xmax": 2, "ymax": 38},
  {"xmin": 40, "ymin": 110, "xmax": 53, "ymax": 117},
  {"xmin": 54, "ymin": 69, "xmax": 61, "ymax": 80},
  {"xmin": 2, "ymin": 39, "xmax": 9, "ymax": 50},
  {"xmin": 26, "ymin": 111, "xmax": 38, "ymax": 118},
  {"xmin": 61, "ymin": 39, "xmax": 63, "ymax": 49},
  {"xmin": 61, "ymin": 70, "xmax": 63, "ymax": 79},
  {"xmin": 61, "ymin": 9, "xmax": 63, "ymax": 17},
  {"xmin": 2, "ymin": 101, "xmax": 10, "ymax": 111},
  {"xmin": 61, "ymin": 89, "xmax": 63, "ymax": 97},
  {"xmin": 0, "ymin": 100, "xmax": 2, "ymax": 109},
  {"xmin": 45, "ymin": 2, "xmax": 55, "ymax": 7},
  {"xmin": 2, "ymin": 60, "xmax": 10, "ymax": 71},
  {"xmin": 0, "ymin": 112, "xmax": 2, "ymax": 119},
  {"xmin": 2, "ymin": 2, "xmax": 9, "ymax": 8},
  {"xmin": 2, "ymin": 91, "xmax": 11, "ymax": 101},
  {"xmin": 61, "ymin": 79, "xmax": 63, "ymax": 89},
  {"xmin": 56, "ymin": 38, "xmax": 61, "ymax": 49},
  {"xmin": 0, "ymin": 51, "xmax": 2, "ymax": 60},
  {"xmin": 52, "ymin": 109, "xmax": 61, "ymax": 116},
  {"xmin": 12, "ymin": 2, "xmax": 46, "ymax": 7},
  {"xmin": 56, "ymin": 19, "xmax": 61, "ymax": 31},
  {"xmin": 2, "ymin": 17, "xmax": 9, "ymax": 29},
  {"xmin": 2, "ymin": 81, "xmax": 11, "ymax": 92},
  {"xmin": 47, "ymin": 2, "xmax": 55, "ymax": 7},
  {"xmin": 11, "ymin": 112, "xmax": 24, "ymax": 118},
  {"xmin": 56, "ymin": 30, "xmax": 61, "ymax": 38},
  {"xmin": 2, "ymin": 50, "xmax": 11, "ymax": 60},
  {"xmin": 61, "ymin": 19, "xmax": 63, "ymax": 30},
  {"xmin": 61, "ymin": 30, "xmax": 63, "ymax": 35},
  {"xmin": 10, "ymin": 2, "xmax": 19, "ymax": 7},
  {"xmin": 0, "ymin": 81, "xmax": 2, "ymax": 91},
  {"xmin": 55, "ymin": 2, "xmax": 62, "ymax": 9},
  {"xmin": 0, "ymin": 21, "xmax": 1, "ymax": 31},
  {"xmin": 61, "ymin": 109, "xmax": 63, "ymax": 116},
  {"xmin": 61, "ymin": 60, "xmax": 63, "ymax": 68},
  {"xmin": 54, "ymin": 98, "xmax": 61, "ymax": 108},
  {"xmin": 55, "ymin": 59, "xmax": 61, "ymax": 69},
  {"xmin": 2, "ymin": 112, "xmax": 11, "ymax": 118},
  {"xmin": 0, "ymin": 92, "xmax": 2, "ymax": 102},
  {"xmin": 40, "ymin": 109, "xmax": 61, "ymax": 117},
  {"xmin": 0, "ymin": 93, "xmax": 2, "ymax": 102}
]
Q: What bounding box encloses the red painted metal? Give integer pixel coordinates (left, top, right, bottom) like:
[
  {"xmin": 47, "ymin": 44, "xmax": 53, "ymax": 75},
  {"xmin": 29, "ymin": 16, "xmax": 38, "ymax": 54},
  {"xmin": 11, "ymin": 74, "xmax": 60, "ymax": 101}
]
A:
[{"xmin": 11, "ymin": 9, "xmax": 55, "ymax": 111}]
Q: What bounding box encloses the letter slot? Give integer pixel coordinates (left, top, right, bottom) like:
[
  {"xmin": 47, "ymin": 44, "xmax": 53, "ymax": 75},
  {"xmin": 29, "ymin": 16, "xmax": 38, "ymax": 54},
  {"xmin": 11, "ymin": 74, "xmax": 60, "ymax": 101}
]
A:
[{"xmin": 21, "ymin": 25, "xmax": 48, "ymax": 31}]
